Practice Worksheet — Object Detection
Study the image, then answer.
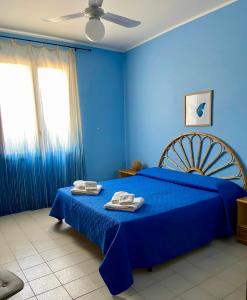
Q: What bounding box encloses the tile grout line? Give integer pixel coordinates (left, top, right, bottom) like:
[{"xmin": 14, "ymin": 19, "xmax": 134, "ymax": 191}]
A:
[
  {"xmin": 3, "ymin": 218, "xmax": 38, "ymax": 299},
  {"xmin": 22, "ymin": 262, "xmax": 53, "ymax": 282},
  {"xmin": 29, "ymin": 283, "xmax": 63, "ymax": 298},
  {"xmin": 72, "ymin": 285, "xmax": 106, "ymax": 300},
  {"xmin": 133, "ymin": 243, "xmax": 246, "ymax": 299},
  {"xmin": 53, "ymin": 266, "xmax": 100, "ymax": 286},
  {"xmin": 168, "ymin": 253, "xmax": 246, "ymax": 299}
]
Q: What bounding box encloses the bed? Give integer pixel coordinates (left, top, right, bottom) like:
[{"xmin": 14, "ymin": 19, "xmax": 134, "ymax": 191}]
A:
[{"xmin": 50, "ymin": 132, "xmax": 247, "ymax": 295}]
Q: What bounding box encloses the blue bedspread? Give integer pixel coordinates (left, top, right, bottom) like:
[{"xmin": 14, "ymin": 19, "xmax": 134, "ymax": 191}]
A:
[{"xmin": 50, "ymin": 168, "xmax": 246, "ymax": 295}]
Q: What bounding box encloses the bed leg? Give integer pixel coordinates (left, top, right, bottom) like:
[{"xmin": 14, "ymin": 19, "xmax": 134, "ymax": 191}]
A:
[{"xmin": 147, "ymin": 267, "xmax": 153, "ymax": 272}]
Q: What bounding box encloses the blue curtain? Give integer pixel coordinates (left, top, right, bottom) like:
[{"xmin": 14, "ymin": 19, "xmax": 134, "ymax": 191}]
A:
[
  {"xmin": 0, "ymin": 148, "xmax": 84, "ymax": 216},
  {"xmin": 0, "ymin": 40, "xmax": 84, "ymax": 216}
]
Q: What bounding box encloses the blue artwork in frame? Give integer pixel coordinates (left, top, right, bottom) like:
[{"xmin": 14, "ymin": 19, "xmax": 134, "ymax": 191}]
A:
[{"xmin": 185, "ymin": 90, "xmax": 213, "ymax": 126}]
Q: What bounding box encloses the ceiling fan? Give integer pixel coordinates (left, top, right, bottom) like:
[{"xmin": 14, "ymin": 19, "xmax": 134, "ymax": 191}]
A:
[{"xmin": 44, "ymin": 0, "xmax": 141, "ymax": 42}]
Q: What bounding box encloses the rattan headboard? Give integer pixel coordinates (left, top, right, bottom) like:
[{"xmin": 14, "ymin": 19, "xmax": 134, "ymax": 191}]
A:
[{"xmin": 158, "ymin": 132, "xmax": 247, "ymax": 189}]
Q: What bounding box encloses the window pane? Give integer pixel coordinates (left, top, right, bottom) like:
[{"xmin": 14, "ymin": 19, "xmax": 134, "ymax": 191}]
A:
[
  {"xmin": 38, "ymin": 67, "xmax": 70, "ymax": 148},
  {"xmin": 0, "ymin": 63, "xmax": 37, "ymax": 154}
]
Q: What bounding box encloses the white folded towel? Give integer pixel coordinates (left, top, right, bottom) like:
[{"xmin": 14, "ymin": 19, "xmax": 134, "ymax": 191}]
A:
[
  {"xmin": 111, "ymin": 191, "xmax": 124, "ymax": 204},
  {"xmin": 73, "ymin": 180, "xmax": 97, "ymax": 191},
  {"xmin": 119, "ymin": 193, "xmax": 135, "ymax": 205},
  {"xmin": 111, "ymin": 191, "xmax": 135, "ymax": 204},
  {"xmin": 104, "ymin": 197, "xmax": 144, "ymax": 212},
  {"xmin": 71, "ymin": 184, "xmax": 102, "ymax": 195}
]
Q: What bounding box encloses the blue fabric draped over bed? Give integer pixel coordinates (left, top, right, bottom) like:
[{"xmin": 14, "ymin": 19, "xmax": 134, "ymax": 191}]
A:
[{"xmin": 50, "ymin": 168, "xmax": 246, "ymax": 295}]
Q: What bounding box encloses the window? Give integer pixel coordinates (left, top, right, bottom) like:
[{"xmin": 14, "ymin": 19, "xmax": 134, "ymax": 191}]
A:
[
  {"xmin": 38, "ymin": 67, "xmax": 71, "ymax": 148},
  {"xmin": 0, "ymin": 63, "xmax": 71, "ymax": 154},
  {"xmin": 0, "ymin": 63, "xmax": 37, "ymax": 153}
]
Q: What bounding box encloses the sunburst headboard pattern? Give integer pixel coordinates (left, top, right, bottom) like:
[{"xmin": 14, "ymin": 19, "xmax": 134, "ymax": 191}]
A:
[{"xmin": 158, "ymin": 132, "xmax": 247, "ymax": 189}]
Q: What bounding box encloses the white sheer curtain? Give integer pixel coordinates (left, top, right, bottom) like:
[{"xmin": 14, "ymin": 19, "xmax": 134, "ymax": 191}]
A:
[
  {"xmin": 0, "ymin": 39, "xmax": 84, "ymax": 215},
  {"xmin": 0, "ymin": 39, "xmax": 82, "ymax": 155}
]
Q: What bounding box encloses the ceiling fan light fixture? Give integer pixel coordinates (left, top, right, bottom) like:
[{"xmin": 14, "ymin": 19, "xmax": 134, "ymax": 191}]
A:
[
  {"xmin": 44, "ymin": 0, "xmax": 141, "ymax": 43},
  {"xmin": 85, "ymin": 17, "xmax": 105, "ymax": 42}
]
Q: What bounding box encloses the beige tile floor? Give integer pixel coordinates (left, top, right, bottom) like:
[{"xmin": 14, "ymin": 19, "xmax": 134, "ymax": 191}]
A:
[{"xmin": 0, "ymin": 208, "xmax": 246, "ymax": 300}]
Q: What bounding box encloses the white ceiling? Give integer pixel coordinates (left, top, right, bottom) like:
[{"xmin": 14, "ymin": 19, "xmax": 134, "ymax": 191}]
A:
[{"xmin": 0, "ymin": 0, "xmax": 236, "ymax": 52}]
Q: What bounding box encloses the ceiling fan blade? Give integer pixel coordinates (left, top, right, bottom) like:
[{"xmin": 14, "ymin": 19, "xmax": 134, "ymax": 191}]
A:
[
  {"xmin": 102, "ymin": 13, "xmax": 141, "ymax": 28},
  {"xmin": 89, "ymin": 0, "xmax": 103, "ymax": 7},
  {"xmin": 43, "ymin": 12, "xmax": 84, "ymax": 23}
]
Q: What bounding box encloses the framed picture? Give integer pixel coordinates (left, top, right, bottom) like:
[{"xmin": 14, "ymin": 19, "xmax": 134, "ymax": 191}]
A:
[{"xmin": 185, "ymin": 90, "xmax": 213, "ymax": 126}]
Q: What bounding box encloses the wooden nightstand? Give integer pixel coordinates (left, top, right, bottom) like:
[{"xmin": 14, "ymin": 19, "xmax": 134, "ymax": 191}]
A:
[
  {"xmin": 118, "ymin": 169, "xmax": 137, "ymax": 178},
  {"xmin": 237, "ymin": 197, "xmax": 247, "ymax": 245}
]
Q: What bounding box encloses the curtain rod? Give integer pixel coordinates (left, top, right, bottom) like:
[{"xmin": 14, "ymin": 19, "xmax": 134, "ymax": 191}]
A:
[{"xmin": 0, "ymin": 34, "xmax": 92, "ymax": 52}]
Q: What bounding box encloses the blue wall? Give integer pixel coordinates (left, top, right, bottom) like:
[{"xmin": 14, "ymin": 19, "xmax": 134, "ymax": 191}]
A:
[
  {"xmin": 0, "ymin": 33, "xmax": 126, "ymax": 181},
  {"xmin": 77, "ymin": 48, "xmax": 125, "ymax": 180},
  {"xmin": 124, "ymin": 0, "xmax": 247, "ymax": 171}
]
